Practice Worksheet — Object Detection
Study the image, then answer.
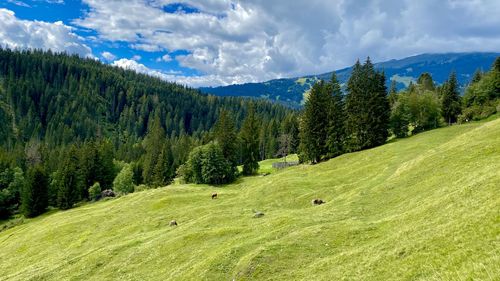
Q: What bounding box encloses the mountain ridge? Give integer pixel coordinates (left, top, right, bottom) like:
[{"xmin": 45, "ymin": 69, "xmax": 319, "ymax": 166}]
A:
[{"xmin": 200, "ymin": 52, "xmax": 500, "ymax": 108}]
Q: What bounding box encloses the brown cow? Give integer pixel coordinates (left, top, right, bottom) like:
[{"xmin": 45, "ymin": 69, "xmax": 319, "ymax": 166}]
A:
[{"xmin": 312, "ymin": 199, "xmax": 325, "ymax": 205}]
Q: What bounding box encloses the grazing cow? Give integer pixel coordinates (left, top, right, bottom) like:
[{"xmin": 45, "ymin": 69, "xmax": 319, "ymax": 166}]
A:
[
  {"xmin": 169, "ymin": 220, "xmax": 178, "ymax": 226},
  {"xmin": 312, "ymin": 199, "xmax": 325, "ymax": 205},
  {"xmin": 212, "ymin": 192, "xmax": 218, "ymax": 199}
]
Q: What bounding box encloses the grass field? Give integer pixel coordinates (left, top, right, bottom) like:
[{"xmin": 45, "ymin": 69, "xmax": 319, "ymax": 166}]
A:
[{"xmin": 1, "ymin": 117, "xmax": 499, "ymax": 280}]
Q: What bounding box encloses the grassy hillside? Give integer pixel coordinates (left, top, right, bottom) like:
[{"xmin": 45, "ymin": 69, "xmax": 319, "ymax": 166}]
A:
[{"xmin": 1, "ymin": 117, "xmax": 499, "ymax": 280}]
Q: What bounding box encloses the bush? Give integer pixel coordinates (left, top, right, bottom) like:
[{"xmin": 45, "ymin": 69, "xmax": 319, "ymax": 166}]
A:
[
  {"xmin": 178, "ymin": 142, "xmax": 236, "ymax": 185},
  {"xmin": 113, "ymin": 164, "xmax": 135, "ymax": 195},
  {"xmin": 88, "ymin": 182, "xmax": 101, "ymax": 200},
  {"xmin": 134, "ymin": 184, "xmax": 148, "ymax": 192}
]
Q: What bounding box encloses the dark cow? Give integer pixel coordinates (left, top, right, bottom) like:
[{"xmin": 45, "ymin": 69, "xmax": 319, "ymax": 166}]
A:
[
  {"xmin": 312, "ymin": 199, "xmax": 325, "ymax": 205},
  {"xmin": 212, "ymin": 192, "xmax": 218, "ymax": 199}
]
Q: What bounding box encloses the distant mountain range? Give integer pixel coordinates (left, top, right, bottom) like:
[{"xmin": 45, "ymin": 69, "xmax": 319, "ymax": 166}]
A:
[{"xmin": 200, "ymin": 52, "xmax": 500, "ymax": 108}]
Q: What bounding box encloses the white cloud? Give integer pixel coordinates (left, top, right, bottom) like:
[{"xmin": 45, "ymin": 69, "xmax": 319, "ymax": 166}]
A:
[
  {"xmin": 74, "ymin": 0, "xmax": 500, "ymax": 86},
  {"xmin": 111, "ymin": 57, "xmax": 247, "ymax": 87},
  {"xmin": 156, "ymin": 53, "xmax": 172, "ymax": 62},
  {"xmin": 7, "ymin": 0, "xmax": 30, "ymax": 8},
  {"xmin": 131, "ymin": 55, "xmax": 141, "ymax": 61},
  {"xmin": 101, "ymin": 51, "xmax": 116, "ymax": 61},
  {"xmin": 0, "ymin": 9, "xmax": 92, "ymax": 57}
]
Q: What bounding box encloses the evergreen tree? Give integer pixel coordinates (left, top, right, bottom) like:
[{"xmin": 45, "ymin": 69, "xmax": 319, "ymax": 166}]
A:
[
  {"xmin": 142, "ymin": 114, "xmax": 165, "ymax": 184},
  {"xmin": 56, "ymin": 146, "xmax": 83, "ymax": 210},
  {"xmin": 494, "ymin": 57, "xmax": 500, "ymax": 72},
  {"xmin": 441, "ymin": 72, "xmax": 462, "ymax": 125},
  {"xmin": 345, "ymin": 58, "xmax": 390, "ymax": 151},
  {"xmin": 214, "ymin": 109, "xmax": 238, "ymax": 166},
  {"xmin": 388, "ymin": 80, "xmax": 398, "ymax": 107},
  {"xmin": 471, "ymin": 69, "xmax": 483, "ymax": 84},
  {"xmin": 21, "ymin": 164, "xmax": 48, "ymax": 217},
  {"xmin": 280, "ymin": 114, "xmax": 299, "ymax": 153},
  {"xmin": 240, "ymin": 104, "xmax": 260, "ymax": 175},
  {"xmin": 325, "ymin": 73, "xmax": 346, "ymax": 158},
  {"xmin": 153, "ymin": 141, "xmax": 174, "ymax": 187},
  {"xmin": 299, "ymin": 81, "xmax": 330, "ymax": 163}
]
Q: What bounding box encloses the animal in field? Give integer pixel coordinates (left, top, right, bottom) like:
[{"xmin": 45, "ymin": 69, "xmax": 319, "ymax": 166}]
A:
[
  {"xmin": 212, "ymin": 192, "xmax": 218, "ymax": 199},
  {"xmin": 312, "ymin": 199, "xmax": 325, "ymax": 205},
  {"xmin": 169, "ymin": 220, "xmax": 178, "ymax": 226}
]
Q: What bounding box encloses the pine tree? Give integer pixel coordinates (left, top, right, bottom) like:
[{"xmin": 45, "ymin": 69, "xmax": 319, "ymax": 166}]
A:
[
  {"xmin": 214, "ymin": 109, "xmax": 238, "ymax": 166},
  {"xmin": 299, "ymin": 81, "xmax": 330, "ymax": 163},
  {"xmin": 21, "ymin": 164, "xmax": 48, "ymax": 217},
  {"xmin": 494, "ymin": 57, "xmax": 500, "ymax": 72},
  {"xmin": 325, "ymin": 73, "xmax": 346, "ymax": 158},
  {"xmin": 240, "ymin": 104, "xmax": 260, "ymax": 175},
  {"xmin": 153, "ymin": 141, "xmax": 174, "ymax": 187},
  {"xmin": 345, "ymin": 58, "xmax": 390, "ymax": 151},
  {"xmin": 388, "ymin": 80, "xmax": 398, "ymax": 107},
  {"xmin": 142, "ymin": 114, "xmax": 165, "ymax": 184},
  {"xmin": 441, "ymin": 72, "xmax": 462, "ymax": 125},
  {"xmin": 471, "ymin": 69, "xmax": 483, "ymax": 84},
  {"xmin": 56, "ymin": 146, "xmax": 83, "ymax": 210}
]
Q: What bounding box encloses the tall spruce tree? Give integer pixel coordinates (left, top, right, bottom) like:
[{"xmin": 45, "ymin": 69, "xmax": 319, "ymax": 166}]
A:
[
  {"xmin": 388, "ymin": 80, "xmax": 398, "ymax": 107},
  {"xmin": 142, "ymin": 114, "xmax": 165, "ymax": 185},
  {"xmin": 56, "ymin": 146, "xmax": 83, "ymax": 210},
  {"xmin": 153, "ymin": 141, "xmax": 175, "ymax": 187},
  {"xmin": 299, "ymin": 81, "xmax": 330, "ymax": 163},
  {"xmin": 326, "ymin": 73, "xmax": 346, "ymax": 158},
  {"xmin": 214, "ymin": 109, "xmax": 238, "ymax": 166},
  {"xmin": 21, "ymin": 164, "xmax": 48, "ymax": 217},
  {"xmin": 240, "ymin": 104, "xmax": 260, "ymax": 175},
  {"xmin": 345, "ymin": 58, "xmax": 390, "ymax": 151},
  {"xmin": 441, "ymin": 72, "xmax": 462, "ymax": 125}
]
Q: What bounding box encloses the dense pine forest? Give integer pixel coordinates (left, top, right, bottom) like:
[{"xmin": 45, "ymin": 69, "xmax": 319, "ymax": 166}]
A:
[
  {"xmin": 0, "ymin": 49, "xmax": 298, "ymax": 219},
  {"xmin": 0, "ymin": 49, "xmax": 498, "ymax": 222}
]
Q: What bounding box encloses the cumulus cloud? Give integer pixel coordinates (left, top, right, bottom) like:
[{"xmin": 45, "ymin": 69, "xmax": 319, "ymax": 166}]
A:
[
  {"xmin": 156, "ymin": 54, "xmax": 172, "ymax": 62},
  {"xmin": 0, "ymin": 8, "xmax": 92, "ymax": 57},
  {"xmin": 74, "ymin": 0, "xmax": 500, "ymax": 86},
  {"xmin": 111, "ymin": 57, "xmax": 231, "ymax": 87},
  {"xmin": 101, "ymin": 51, "xmax": 116, "ymax": 61},
  {"xmin": 131, "ymin": 55, "xmax": 141, "ymax": 61}
]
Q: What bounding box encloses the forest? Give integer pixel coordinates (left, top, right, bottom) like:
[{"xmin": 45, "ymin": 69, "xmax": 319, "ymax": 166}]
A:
[{"xmin": 0, "ymin": 49, "xmax": 498, "ymax": 220}]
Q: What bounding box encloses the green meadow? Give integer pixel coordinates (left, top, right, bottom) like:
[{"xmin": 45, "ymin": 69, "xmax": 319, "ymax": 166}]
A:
[{"xmin": 1, "ymin": 117, "xmax": 499, "ymax": 280}]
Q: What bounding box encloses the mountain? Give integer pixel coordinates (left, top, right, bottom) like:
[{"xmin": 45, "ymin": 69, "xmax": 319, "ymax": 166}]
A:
[
  {"xmin": 1, "ymin": 116, "xmax": 498, "ymax": 280},
  {"xmin": 200, "ymin": 52, "xmax": 500, "ymax": 108}
]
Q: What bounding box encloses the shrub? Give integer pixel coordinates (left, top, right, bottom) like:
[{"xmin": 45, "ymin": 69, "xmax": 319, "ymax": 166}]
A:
[
  {"xmin": 113, "ymin": 164, "xmax": 135, "ymax": 195},
  {"xmin": 178, "ymin": 142, "xmax": 236, "ymax": 185},
  {"xmin": 134, "ymin": 184, "xmax": 148, "ymax": 192},
  {"xmin": 88, "ymin": 182, "xmax": 101, "ymax": 200}
]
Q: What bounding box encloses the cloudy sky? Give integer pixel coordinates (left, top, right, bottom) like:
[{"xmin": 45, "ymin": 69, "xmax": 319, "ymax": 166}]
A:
[{"xmin": 1, "ymin": 0, "xmax": 499, "ymax": 87}]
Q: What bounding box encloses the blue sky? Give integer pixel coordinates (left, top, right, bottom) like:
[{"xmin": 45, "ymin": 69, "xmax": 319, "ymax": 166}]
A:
[{"xmin": 1, "ymin": 0, "xmax": 499, "ymax": 87}]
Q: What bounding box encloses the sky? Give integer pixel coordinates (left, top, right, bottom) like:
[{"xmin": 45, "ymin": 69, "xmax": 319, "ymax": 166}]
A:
[{"xmin": 1, "ymin": 0, "xmax": 499, "ymax": 87}]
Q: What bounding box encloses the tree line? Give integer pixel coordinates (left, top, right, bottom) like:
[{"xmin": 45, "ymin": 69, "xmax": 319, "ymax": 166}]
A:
[{"xmin": 298, "ymin": 56, "xmax": 499, "ymax": 164}]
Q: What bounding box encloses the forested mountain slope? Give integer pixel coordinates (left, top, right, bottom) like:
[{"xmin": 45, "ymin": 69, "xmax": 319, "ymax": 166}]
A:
[
  {"xmin": 201, "ymin": 52, "xmax": 500, "ymax": 108},
  {"xmin": 0, "ymin": 49, "xmax": 291, "ymax": 148},
  {"xmin": 1, "ymin": 116, "xmax": 498, "ymax": 280}
]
